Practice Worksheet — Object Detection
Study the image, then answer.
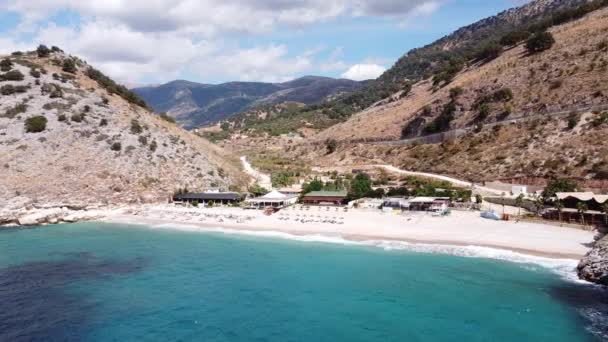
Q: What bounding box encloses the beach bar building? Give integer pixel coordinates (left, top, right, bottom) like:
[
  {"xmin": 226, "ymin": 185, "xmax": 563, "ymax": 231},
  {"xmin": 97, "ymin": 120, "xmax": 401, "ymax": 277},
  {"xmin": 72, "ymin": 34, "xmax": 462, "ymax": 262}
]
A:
[
  {"xmin": 544, "ymin": 192, "xmax": 608, "ymax": 226},
  {"xmin": 173, "ymin": 192, "xmax": 241, "ymax": 206},
  {"xmin": 247, "ymin": 190, "xmax": 299, "ymax": 209},
  {"xmin": 302, "ymin": 190, "xmax": 348, "ymax": 206}
]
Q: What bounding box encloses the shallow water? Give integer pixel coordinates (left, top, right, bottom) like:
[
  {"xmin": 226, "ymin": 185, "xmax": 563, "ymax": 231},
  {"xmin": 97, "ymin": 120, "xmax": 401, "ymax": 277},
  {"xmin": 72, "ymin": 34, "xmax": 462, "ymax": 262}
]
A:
[{"xmin": 1, "ymin": 222, "xmax": 606, "ymax": 341}]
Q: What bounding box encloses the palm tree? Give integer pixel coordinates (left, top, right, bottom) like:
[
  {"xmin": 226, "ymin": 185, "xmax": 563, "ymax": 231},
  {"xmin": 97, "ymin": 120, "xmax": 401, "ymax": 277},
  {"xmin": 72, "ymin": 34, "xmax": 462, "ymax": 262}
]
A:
[
  {"xmin": 532, "ymin": 193, "xmax": 544, "ymax": 216},
  {"xmin": 515, "ymin": 194, "xmax": 525, "ymax": 217},
  {"xmin": 577, "ymin": 202, "xmax": 588, "ymax": 226},
  {"xmin": 554, "ymin": 200, "xmax": 564, "ymax": 224}
]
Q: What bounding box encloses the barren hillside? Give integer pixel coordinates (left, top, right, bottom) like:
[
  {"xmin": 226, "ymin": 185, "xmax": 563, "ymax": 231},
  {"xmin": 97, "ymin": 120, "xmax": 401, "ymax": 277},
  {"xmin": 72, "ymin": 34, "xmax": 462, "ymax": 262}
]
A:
[
  {"xmin": 0, "ymin": 48, "xmax": 247, "ymax": 208},
  {"xmin": 314, "ymin": 7, "xmax": 608, "ymax": 142},
  {"xmin": 283, "ymin": 7, "xmax": 608, "ymax": 184}
]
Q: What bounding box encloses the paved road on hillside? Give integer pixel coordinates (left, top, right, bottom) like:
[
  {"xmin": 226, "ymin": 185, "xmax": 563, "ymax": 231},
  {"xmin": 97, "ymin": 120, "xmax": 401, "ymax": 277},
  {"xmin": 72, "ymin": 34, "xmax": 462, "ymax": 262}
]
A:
[{"xmin": 240, "ymin": 156, "xmax": 273, "ymax": 190}]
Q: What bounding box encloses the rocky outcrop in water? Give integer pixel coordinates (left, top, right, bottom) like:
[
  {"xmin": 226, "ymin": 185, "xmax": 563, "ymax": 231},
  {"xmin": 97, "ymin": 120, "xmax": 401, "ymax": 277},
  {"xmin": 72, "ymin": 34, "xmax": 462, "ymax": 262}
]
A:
[{"xmin": 578, "ymin": 234, "xmax": 608, "ymax": 285}]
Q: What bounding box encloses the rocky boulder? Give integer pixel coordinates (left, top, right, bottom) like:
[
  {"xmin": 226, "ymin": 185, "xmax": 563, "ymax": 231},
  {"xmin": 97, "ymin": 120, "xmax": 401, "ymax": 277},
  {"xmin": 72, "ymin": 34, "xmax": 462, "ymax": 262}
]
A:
[
  {"xmin": 17, "ymin": 208, "xmax": 66, "ymax": 226},
  {"xmin": 578, "ymin": 235, "xmax": 608, "ymax": 285}
]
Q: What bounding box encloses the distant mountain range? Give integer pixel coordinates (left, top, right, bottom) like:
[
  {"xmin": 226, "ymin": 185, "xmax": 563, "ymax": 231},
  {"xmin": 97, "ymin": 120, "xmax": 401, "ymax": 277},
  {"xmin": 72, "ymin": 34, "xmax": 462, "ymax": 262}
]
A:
[{"xmin": 132, "ymin": 76, "xmax": 367, "ymax": 129}]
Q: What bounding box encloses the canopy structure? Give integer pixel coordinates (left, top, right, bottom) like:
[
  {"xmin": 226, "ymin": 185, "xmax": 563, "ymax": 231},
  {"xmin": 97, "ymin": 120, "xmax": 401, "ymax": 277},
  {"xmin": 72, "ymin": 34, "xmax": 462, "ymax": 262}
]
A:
[
  {"xmin": 556, "ymin": 192, "xmax": 608, "ymax": 204},
  {"xmin": 246, "ymin": 190, "xmax": 299, "ymax": 208}
]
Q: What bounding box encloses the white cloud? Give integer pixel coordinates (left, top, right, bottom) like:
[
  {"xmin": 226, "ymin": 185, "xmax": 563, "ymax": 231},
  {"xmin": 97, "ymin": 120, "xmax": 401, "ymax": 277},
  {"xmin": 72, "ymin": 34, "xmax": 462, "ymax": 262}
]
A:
[
  {"xmin": 0, "ymin": 0, "xmax": 443, "ymax": 83},
  {"xmin": 191, "ymin": 44, "xmax": 314, "ymax": 83},
  {"xmin": 341, "ymin": 63, "xmax": 386, "ymax": 81}
]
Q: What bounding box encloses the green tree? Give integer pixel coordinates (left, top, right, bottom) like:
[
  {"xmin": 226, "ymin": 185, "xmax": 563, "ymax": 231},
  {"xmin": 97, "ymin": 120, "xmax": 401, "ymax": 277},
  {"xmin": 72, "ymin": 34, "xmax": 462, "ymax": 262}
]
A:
[
  {"xmin": 248, "ymin": 183, "xmax": 268, "ymax": 197},
  {"xmin": 555, "ymin": 200, "xmax": 564, "ymax": 223},
  {"xmin": 24, "ymin": 116, "xmax": 47, "ymax": 133},
  {"xmin": 302, "ymin": 178, "xmax": 323, "ymax": 194},
  {"xmin": 526, "ymin": 31, "xmax": 555, "ymax": 54},
  {"xmin": 542, "ymin": 178, "xmax": 577, "ymax": 200},
  {"xmin": 499, "ymin": 30, "xmax": 530, "ymax": 47},
  {"xmin": 475, "ymin": 42, "xmax": 502, "ymax": 61},
  {"xmin": 577, "ymin": 202, "xmax": 588, "ymax": 226},
  {"xmin": 271, "ymin": 171, "xmax": 293, "ymax": 188},
  {"xmin": 348, "ymin": 173, "xmax": 373, "ymax": 200}
]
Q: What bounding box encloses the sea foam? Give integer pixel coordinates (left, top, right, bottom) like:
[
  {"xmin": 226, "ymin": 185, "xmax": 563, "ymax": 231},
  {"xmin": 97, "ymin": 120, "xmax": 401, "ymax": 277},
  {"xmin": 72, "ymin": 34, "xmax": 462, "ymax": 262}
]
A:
[{"xmin": 146, "ymin": 223, "xmax": 584, "ymax": 283}]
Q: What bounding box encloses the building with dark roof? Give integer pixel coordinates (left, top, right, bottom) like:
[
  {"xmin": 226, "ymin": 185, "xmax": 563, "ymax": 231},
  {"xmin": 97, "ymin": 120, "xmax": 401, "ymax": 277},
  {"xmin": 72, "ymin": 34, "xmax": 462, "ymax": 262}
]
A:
[
  {"xmin": 173, "ymin": 192, "xmax": 241, "ymax": 205},
  {"xmin": 302, "ymin": 190, "xmax": 348, "ymax": 206}
]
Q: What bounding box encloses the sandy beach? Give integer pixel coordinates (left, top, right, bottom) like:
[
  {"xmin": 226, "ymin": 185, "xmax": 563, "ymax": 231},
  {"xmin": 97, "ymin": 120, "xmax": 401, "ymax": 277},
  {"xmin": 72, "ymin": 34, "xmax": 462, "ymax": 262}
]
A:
[{"xmin": 101, "ymin": 205, "xmax": 595, "ymax": 259}]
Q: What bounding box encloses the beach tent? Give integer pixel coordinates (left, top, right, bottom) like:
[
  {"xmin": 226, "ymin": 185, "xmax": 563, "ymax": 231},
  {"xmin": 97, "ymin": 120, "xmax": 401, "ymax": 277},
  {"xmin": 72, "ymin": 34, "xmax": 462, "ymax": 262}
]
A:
[{"xmin": 246, "ymin": 190, "xmax": 299, "ymax": 208}]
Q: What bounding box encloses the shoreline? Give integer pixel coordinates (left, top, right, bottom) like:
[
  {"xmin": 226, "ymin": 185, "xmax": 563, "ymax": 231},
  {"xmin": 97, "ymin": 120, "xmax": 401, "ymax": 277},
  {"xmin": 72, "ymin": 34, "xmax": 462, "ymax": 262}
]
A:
[{"xmin": 99, "ymin": 206, "xmax": 595, "ymax": 260}]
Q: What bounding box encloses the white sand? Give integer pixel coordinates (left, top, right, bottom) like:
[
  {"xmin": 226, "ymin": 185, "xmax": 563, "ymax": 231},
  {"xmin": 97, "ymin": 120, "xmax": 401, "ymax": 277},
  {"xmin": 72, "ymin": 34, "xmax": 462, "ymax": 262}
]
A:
[{"xmin": 101, "ymin": 205, "xmax": 595, "ymax": 259}]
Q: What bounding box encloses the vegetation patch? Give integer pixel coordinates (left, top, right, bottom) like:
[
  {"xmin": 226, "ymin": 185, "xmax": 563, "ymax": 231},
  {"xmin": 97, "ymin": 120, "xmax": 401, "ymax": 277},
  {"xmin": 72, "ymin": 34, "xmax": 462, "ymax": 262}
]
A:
[
  {"xmin": 1, "ymin": 103, "xmax": 27, "ymax": 119},
  {"xmin": 24, "ymin": 116, "xmax": 48, "ymax": 133},
  {"xmin": 86, "ymin": 67, "xmax": 148, "ymax": 108},
  {"xmin": 0, "ymin": 70, "xmax": 24, "ymax": 82}
]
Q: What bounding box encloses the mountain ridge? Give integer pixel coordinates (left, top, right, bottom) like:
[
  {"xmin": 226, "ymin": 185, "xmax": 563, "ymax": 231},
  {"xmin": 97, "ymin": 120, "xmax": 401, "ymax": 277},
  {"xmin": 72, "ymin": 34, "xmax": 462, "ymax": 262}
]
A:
[{"xmin": 132, "ymin": 76, "xmax": 367, "ymax": 129}]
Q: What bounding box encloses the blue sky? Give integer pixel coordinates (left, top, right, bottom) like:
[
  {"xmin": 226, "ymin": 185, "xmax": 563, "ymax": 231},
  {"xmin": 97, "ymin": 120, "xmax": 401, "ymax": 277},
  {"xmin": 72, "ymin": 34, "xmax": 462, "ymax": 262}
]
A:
[{"xmin": 0, "ymin": 0, "xmax": 527, "ymax": 85}]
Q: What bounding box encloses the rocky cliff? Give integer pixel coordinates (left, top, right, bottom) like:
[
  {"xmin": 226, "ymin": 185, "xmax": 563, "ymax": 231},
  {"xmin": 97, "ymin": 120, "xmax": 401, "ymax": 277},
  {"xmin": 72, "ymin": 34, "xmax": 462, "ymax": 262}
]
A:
[
  {"xmin": 0, "ymin": 48, "xmax": 247, "ymax": 218},
  {"xmin": 578, "ymin": 234, "xmax": 608, "ymax": 285}
]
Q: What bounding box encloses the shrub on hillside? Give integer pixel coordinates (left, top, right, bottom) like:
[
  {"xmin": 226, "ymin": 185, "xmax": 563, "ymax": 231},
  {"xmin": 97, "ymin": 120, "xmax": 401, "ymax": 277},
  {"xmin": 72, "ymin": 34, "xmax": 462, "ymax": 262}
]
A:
[
  {"xmin": 423, "ymin": 101, "xmax": 456, "ymax": 134},
  {"xmin": 499, "ymin": 30, "xmax": 530, "ymax": 47},
  {"xmin": 86, "ymin": 67, "xmax": 148, "ymax": 108},
  {"xmin": 2, "ymin": 103, "xmax": 27, "ymax": 119},
  {"xmin": 474, "ymin": 42, "xmax": 502, "ymax": 61},
  {"xmin": 325, "ymin": 139, "xmax": 337, "ymax": 154},
  {"xmin": 567, "ymin": 112, "xmax": 580, "ymax": 130},
  {"xmin": 138, "ymin": 135, "xmax": 148, "ymax": 146},
  {"xmin": 525, "ymin": 32, "xmax": 555, "ymax": 54},
  {"xmin": 130, "ymin": 119, "xmax": 143, "ymax": 134},
  {"xmin": 29, "ymin": 69, "xmax": 41, "ymax": 78},
  {"xmin": 0, "ymin": 58, "xmax": 13, "ymax": 72},
  {"xmin": 449, "ymin": 87, "xmax": 463, "ymax": 100},
  {"xmin": 11, "ymin": 51, "xmax": 23, "ymax": 56},
  {"xmin": 37, "ymin": 45, "xmax": 51, "ymax": 58},
  {"xmin": 110, "ymin": 142, "xmax": 122, "ymax": 151},
  {"xmin": 57, "ymin": 114, "xmax": 67, "ymax": 122},
  {"xmin": 99, "ymin": 118, "xmax": 108, "ymax": 126},
  {"xmin": 0, "ymin": 85, "xmax": 15, "ymax": 95},
  {"xmin": 149, "ymin": 140, "xmax": 157, "ymax": 152},
  {"xmin": 71, "ymin": 113, "xmax": 83, "ymax": 123},
  {"xmin": 0, "ymin": 70, "xmax": 24, "ymax": 81},
  {"xmin": 62, "ymin": 59, "xmax": 77, "ymax": 74},
  {"xmin": 25, "ymin": 116, "xmax": 48, "ymax": 133},
  {"xmin": 159, "ymin": 112, "xmax": 176, "ymax": 123}
]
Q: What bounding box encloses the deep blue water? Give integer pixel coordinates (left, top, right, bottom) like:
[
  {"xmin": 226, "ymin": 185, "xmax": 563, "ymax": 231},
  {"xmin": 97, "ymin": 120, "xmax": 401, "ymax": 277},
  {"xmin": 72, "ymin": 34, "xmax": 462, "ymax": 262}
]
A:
[{"xmin": 1, "ymin": 222, "xmax": 606, "ymax": 341}]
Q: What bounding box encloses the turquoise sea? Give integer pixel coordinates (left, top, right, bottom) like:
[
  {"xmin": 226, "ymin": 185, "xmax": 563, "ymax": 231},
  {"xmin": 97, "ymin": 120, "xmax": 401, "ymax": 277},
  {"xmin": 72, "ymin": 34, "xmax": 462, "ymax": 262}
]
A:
[{"xmin": 1, "ymin": 222, "xmax": 607, "ymax": 341}]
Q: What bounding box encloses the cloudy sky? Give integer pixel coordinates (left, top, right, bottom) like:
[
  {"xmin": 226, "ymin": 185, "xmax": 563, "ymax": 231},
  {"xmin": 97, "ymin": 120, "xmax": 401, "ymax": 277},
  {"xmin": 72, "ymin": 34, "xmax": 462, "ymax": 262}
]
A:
[{"xmin": 0, "ymin": 0, "xmax": 527, "ymax": 85}]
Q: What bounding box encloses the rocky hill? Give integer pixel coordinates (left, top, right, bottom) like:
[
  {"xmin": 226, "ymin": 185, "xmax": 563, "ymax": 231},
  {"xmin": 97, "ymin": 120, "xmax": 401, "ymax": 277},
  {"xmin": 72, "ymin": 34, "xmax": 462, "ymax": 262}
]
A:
[
  {"xmin": 132, "ymin": 76, "xmax": 366, "ymax": 129},
  {"xmin": 0, "ymin": 47, "xmax": 247, "ymax": 212},
  {"xmin": 289, "ymin": 5, "xmax": 608, "ymax": 184},
  {"xmin": 214, "ymin": 0, "xmax": 606, "ymax": 140}
]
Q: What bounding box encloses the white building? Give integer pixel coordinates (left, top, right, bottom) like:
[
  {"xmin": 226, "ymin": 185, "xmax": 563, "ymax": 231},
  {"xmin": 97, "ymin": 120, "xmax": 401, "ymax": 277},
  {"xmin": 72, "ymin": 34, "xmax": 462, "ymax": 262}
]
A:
[
  {"xmin": 511, "ymin": 185, "xmax": 528, "ymax": 196},
  {"xmin": 246, "ymin": 190, "xmax": 299, "ymax": 209}
]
